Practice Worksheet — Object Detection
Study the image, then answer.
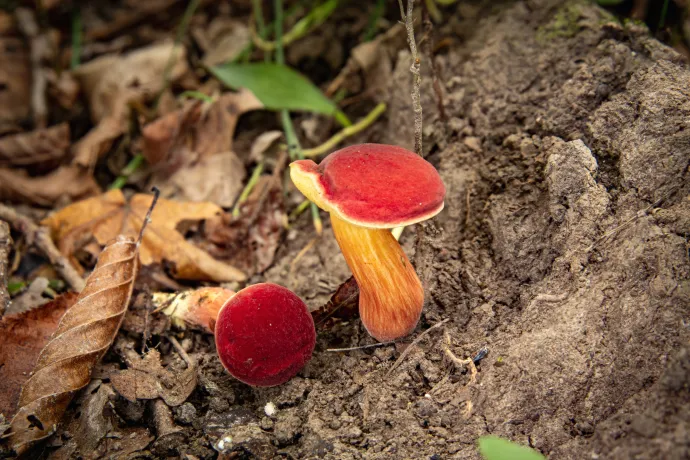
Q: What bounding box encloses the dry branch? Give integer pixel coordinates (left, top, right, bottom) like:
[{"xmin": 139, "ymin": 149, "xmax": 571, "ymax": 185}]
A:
[{"xmin": 0, "ymin": 204, "xmax": 85, "ymax": 292}]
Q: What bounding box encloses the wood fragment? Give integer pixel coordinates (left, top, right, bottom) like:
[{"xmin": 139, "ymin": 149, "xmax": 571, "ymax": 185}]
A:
[
  {"xmin": 0, "ymin": 204, "xmax": 84, "ymax": 292},
  {"xmin": 0, "ymin": 221, "xmax": 11, "ymax": 317}
]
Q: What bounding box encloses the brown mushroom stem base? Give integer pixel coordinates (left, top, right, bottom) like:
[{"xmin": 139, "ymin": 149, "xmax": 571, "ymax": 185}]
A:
[{"xmin": 330, "ymin": 214, "xmax": 424, "ymax": 342}]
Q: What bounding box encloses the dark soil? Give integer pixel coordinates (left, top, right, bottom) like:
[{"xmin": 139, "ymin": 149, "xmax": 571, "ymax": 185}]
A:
[{"xmin": 9, "ymin": 0, "xmax": 690, "ymax": 459}]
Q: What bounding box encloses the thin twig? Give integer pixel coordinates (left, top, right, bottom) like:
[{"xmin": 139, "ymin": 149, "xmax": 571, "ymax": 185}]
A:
[
  {"xmin": 303, "ymin": 103, "xmax": 387, "ymax": 158},
  {"xmin": 0, "ymin": 204, "xmax": 85, "ymax": 292},
  {"xmin": 0, "ymin": 221, "xmax": 11, "ymax": 316},
  {"xmin": 387, "ymin": 318, "xmax": 449, "ymax": 375},
  {"xmin": 398, "ymin": 0, "xmax": 423, "ymax": 155},
  {"xmin": 327, "ymin": 341, "xmax": 396, "ymax": 352},
  {"xmin": 136, "ymin": 187, "xmax": 160, "ymax": 247}
]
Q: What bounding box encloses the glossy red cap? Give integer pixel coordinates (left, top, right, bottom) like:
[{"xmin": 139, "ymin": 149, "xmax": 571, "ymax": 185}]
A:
[
  {"xmin": 290, "ymin": 144, "xmax": 445, "ymax": 228},
  {"xmin": 214, "ymin": 283, "xmax": 316, "ymax": 387}
]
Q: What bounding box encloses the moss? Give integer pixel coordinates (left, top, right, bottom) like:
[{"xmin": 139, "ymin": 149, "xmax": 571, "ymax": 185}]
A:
[{"xmin": 537, "ymin": 3, "xmax": 586, "ymax": 42}]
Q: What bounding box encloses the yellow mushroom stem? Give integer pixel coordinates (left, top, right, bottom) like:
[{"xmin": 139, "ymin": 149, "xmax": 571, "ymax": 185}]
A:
[{"xmin": 330, "ymin": 214, "xmax": 423, "ymax": 342}]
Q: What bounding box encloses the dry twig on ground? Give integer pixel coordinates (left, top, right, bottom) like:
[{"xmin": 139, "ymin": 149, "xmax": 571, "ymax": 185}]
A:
[
  {"xmin": 0, "ymin": 204, "xmax": 85, "ymax": 292},
  {"xmin": 398, "ymin": 0, "xmax": 422, "ymax": 155},
  {"xmin": 0, "ymin": 221, "xmax": 11, "ymax": 316}
]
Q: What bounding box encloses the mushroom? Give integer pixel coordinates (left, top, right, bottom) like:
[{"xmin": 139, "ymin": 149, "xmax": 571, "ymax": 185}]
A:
[
  {"xmin": 214, "ymin": 283, "xmax": 316, "ymax": 387},
  {"xmin": 289, "ymin": 144, "xmax": 445, "ymax": 342},
  {"xmin": 155, "ymin": 284, "xmax": 316, "ymax": 387}
]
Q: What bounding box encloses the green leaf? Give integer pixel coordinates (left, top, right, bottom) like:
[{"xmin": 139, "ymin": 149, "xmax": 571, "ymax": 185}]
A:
[
  {"xmin": 478, "ymin": 436, "xmax": 545, "ymax": 460},
  {"xmin": 211, "ymin": 62, "xmax": 338, "ymax": 117}
]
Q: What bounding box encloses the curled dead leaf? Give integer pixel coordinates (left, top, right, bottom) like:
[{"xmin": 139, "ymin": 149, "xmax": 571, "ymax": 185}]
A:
[
  {"xmin": 0, "ymin": 165, "xmax": 100, "ymax": 207},
  {"xmin": 0, "ymin": 123, "xmax": 70, "ymax": 168},
  {"xmin": 110, "ymin": 348, "xmax": 197, "ymax": 407},
  {"xmin": 0, "ymin": 292, "xmax": 79, "ymax": 420},
  {"xmin": 8, "ymin": 237, "xmax": 138, "ymax": 454},
  {"xmin": 41, "ymin": 189, "xmax": 246, "ymax": 282}
]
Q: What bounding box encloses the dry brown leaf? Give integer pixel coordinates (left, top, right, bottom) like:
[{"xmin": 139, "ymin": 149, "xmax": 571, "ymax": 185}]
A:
[
  {"xmin": 165, "ymin": 152, "xmax": 246, "ymax": 208},
  {"xmin": 73, "ymin": 41, "xmax": 188, "ymax": 124},
  {"xmin": 0, "ymin": 37, "xmax": 31, "ymax": 134},
  {"xmin": 142, "ymin": 89, "xmax": 263, "ymax": 171},
  {"xmin": 0, "ymin": 165, "xmax": 100, "ymax": 207},
  {"xmin": 311, "ymin": 276, "xmax": 359, "ymax": 328},
  {"xmin": 42, "ymin": 189, "xmax": 246, "ymax": 282},
  {"xmin": 71, "ymin": 41, "xmax": 189, "ymax": 168},
  {"xmin": 0, "ymin": 292, "xmax": 79, "ymax": 420},
  {"xmin": 203, "ymin": 176, "xmax": 285, "ymax": 277},
  {"xmin": 192, "ymin": 18, "xmax": 250, "ymax": 68},
  {"xmin": 110, "ymin": 348, "xmax": 197, "ymax": 407},
  {"xmin": 8, "ymin": 236, "xmax": 138, "ymax": 454},
  {"xmin": 0, "ymin": 123, "xmax": 70, "ymax": 168}
]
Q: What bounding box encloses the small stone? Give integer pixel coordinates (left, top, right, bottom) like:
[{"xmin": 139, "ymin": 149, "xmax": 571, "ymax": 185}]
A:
[
  {"xmin": 464, "ymin": 136, "xmax": 481, "ymax": 152},
  {"xmin": 264, "ymin": 401, "xmax": 277, "ymax": 417},
  {"xmin": 175, "ymin": 402, "xmax": 197, "ymax": 425}
]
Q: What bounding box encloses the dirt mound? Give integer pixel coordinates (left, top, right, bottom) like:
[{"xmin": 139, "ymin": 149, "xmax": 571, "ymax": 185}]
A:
[{"xmin": 258, "ymin": 1, "xmax": 689, "ymax": 458}]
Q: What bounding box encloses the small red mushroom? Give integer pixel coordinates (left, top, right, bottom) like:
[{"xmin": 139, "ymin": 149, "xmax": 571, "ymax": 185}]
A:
[
  {"xmin": 155, "ymin": 284, "xmax": 316, "ymax": 387},
  {"xmin": 214, "ymin": 283, "xmax": 316, "ymax": 387},
  {"xmin": 290, "ymin": 144, "xmax": 445, "ymax": 342}
]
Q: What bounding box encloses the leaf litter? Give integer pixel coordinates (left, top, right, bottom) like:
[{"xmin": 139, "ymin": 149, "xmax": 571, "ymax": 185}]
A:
[
  {"xmin": 41, "ymin": 189, "xmax": 246, "ymax": 282},
  {"xmin": 0, "ymin": 2, "xmax": 396, "ymax": 457}
]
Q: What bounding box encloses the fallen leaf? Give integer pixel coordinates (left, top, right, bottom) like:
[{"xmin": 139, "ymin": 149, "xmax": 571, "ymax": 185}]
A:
[
  {"xmin": 193, "ymin": 18, "xmax": 250, "ymax": 68},
  {"xmin": 0, "ymin": 292, "xmax": 78, "ymax": 420},
  {"xmin": 0, "ymin": 165, "xmax": 100, "ymax": 207},
  {"xmin": 153, "ymin": 286, "xmax": 235, "ymax": 333},
  {"xmin": 249, "ymin": 130, "xmax": 283, "ymax": 163},
  {"xmin": 8, "ymin": 236, "xmax": 138, "ymax": 454},
  {"xmin": 54, "ymin": 382, "xmax": 116, "ymax": 456},
  {"xmin": 0, "ymin": 123, "xmax": 70, "ymax": 168},
  {"xmin": 74, "ymin": 41, "xmax": 189, "ymax": 124},
  {"xmin": 42, "ymin": 189, "xmax": 246, "ymax": 282},
  {"xmin": 71, "ymin": 41, "xmax": 189, "ymax": 168},
  {"xmin": 311, "ymin": 276, "xmax": 359, "ymax": 327},
  {"xmin": 142, "ymin": 89, "xmax": 263, "ymax": 172},
  {"xmin": 0, "ymin": 36, "xmax": 31, "ymax": 133},
  {"xmin": 110, "ymin": 348, "xmax": 197, "ymax": 407},
  {"xmin": 165, "ymin": 152, "xmax": 246, "ymax": 208},
  {"xmin": 203, "ymin": 176, "xmax": 285, "ymax": 277}
]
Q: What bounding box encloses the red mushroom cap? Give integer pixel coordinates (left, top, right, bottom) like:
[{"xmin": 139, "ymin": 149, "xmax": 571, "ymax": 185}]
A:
[
  {"xmin": 214, "ymin": 283, "xmax": 316, "ymax": 387},
  {"xmin": 290, "ymin": 144, "xmax": 445, "ymax": 228}
]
